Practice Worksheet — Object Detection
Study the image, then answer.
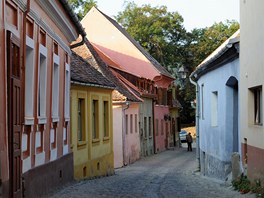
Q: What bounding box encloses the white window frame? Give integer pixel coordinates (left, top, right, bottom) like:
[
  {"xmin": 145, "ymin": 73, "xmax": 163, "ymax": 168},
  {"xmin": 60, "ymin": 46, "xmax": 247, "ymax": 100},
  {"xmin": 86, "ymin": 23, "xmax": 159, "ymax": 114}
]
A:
[
  {"xmin": 38, "ymin": 44, "xmax": 47, "ymax": 124},
  {"xmin": 64, "ymin": 63, "xmax": 70, "ymax": 121},
  {"xmin": 25, "ymin": 36, "xmax": 35, "ymax": 125},
  {"xmin": 52, "ymin": 53, "xmax": 60, "ymax": 122},
  {"xmin": 211, "ymin": 91, "xmax": 218, "ymax": 127}
]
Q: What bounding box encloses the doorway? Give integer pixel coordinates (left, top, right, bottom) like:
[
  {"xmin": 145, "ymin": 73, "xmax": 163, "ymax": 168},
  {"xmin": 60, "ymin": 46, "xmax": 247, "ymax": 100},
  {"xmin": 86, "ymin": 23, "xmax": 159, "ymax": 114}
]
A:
[{"xmin": 7, "ymin": 31, "xmax": 22, "ymax": 198}]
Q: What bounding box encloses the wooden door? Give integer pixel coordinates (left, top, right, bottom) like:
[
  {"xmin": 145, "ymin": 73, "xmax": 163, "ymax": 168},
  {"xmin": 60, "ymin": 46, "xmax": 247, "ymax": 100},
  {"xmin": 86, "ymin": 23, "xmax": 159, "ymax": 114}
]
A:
[{"xmin": 7, "ymin": 31, "xmax": 22, "ymax": 198}]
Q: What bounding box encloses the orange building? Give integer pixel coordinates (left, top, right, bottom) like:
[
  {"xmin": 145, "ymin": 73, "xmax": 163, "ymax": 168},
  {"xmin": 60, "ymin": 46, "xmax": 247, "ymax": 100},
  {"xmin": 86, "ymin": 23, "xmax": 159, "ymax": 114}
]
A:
[{"xmin": 0, "ymin": 0, "xmax": 85, "ymax": 197}]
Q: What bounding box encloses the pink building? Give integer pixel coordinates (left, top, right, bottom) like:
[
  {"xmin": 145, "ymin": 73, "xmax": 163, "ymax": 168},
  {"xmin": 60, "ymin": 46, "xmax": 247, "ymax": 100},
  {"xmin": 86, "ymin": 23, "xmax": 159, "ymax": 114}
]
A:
[{"xmin": 0, "ymin": 0, "xmax": 85, "ymax": 197}]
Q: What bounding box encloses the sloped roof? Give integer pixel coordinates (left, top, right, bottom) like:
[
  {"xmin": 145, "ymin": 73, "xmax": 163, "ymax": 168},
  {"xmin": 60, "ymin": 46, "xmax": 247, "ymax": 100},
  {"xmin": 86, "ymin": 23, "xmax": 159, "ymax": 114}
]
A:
[
  {"xmin": 81, "ymin": 7, "xmax": 174, "ymax": 81},
  {"xmin": 97, "ymin": 8, "xmax": 173, "ymax": 78},
  {"xmin": 72, "ymin": 38, "xmax": 142, "ymax": 103},
  {"xmin": 71, "ymin": 51, "xmax": 115, "ymax": 89},
  {"xmin": 59, "ymin": 0, "xmax": 86, "ymax": 37},
  {"xmin": 190, "ymin": 29, "xmax": 240, "ymax": 80}
]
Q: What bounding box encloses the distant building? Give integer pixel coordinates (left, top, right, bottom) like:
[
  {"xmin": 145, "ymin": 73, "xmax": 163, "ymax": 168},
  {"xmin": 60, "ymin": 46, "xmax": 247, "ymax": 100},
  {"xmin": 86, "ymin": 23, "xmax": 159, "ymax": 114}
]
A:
[
  {"xmin": 190, "ymin": 30, "xmax": 240, "ymax": 180},
  {"xmin": 70, "ymin": 52, "xmax": 115, "ymax": 180},
  {"xmin": 0, "ymin": 0, "xmax": 85, "ymax": 197},
  {"xmin": 81, "ymin": 7, "xmax": 176, "ymax": 157},
  {"xmin": 240, "ymin": 0, "xmax": 264, "ymax": 182}
]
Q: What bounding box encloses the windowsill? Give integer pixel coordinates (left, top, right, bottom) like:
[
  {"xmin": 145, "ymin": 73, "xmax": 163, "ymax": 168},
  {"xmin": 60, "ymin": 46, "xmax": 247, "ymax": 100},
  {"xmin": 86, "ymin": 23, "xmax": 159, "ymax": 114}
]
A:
[
  {"xmin": 25, "ymin": 117, "xmax": 34, "ymax": 125},
  {"xmin": 64, "ymin": 117, "xmax": 70, "ymax": 122},
  {"xmin": 103, "ymin": 137, "xmax": 110, "ymax": 141},
  {"xmin": 77, "ymin": 141, "xmax": 87, "ymax": 149},
  {"xmin": 149, "ymin": 136, "xmax": 153, "ymax": 139},
  {"xmin": 77, "ymin": 141, "xmax": 87, "ymax": 147},
  {"xmin": 252, "ymin": 123, "xmax": 263, "ymax": 127},
  {"xmin": 38, "ymin": 117, "xmax": 47, "ymax": 124},
  {"xmin": 92, "ymin": 138, "xmax": 100, "ymax": 143},
  {"xmin": 52, "ymin": 116, "xmax": 60, "ymax": 123}
]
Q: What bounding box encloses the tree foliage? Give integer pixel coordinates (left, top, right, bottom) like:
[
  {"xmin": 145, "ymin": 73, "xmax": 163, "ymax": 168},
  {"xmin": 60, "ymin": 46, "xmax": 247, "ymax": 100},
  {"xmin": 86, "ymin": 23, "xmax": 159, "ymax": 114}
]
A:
[
  {"xmin": 116, "ymin": 2, "xmax": 239, "ymax": 124},
  {"xmin": 115, "ymin": 1, "xmax": 187, "ymax": 68},
  {"xmin": 68, "ymin": 0, "xmax": 97, "ymax": 20}
]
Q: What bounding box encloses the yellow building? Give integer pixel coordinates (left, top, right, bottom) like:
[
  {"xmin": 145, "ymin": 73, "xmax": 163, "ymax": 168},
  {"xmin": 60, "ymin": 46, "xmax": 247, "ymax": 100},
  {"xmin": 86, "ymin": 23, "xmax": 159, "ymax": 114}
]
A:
[{"xmin": 70, "ymin": 52, "xmax": 115, "ymax": 180}]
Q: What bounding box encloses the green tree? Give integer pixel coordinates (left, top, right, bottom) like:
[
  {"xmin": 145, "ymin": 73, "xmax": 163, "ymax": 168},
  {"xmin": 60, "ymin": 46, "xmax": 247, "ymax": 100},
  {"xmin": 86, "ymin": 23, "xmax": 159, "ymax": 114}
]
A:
[
  {"xmin": 68, "ymin": 0, "xmax": 97, "ymax": 20},
  {"xmin": 116, "ymin": 1, "xmax": 187, "ymax": 68},
  {"xmin": 116, "ymin": 1, "xmax": 239, "ymax": 124},
  {"xmin": 189, "ymin": 20, "xmax": 240, "ymax": 67}
]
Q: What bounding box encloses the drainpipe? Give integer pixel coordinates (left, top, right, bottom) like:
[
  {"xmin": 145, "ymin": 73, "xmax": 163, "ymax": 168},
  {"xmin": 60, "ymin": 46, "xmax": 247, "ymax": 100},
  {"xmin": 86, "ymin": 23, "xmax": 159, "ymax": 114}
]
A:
[
  {"xmin": 70, "ymin": 35, "xmax": 85, "ymax": 49},
  {"xmin": 122, "ymin": 101, "xmax": 130, "ymax": 166},
  {"xmin": 189, "ymin": 74, "xmax": 200, "ymax": 171}
]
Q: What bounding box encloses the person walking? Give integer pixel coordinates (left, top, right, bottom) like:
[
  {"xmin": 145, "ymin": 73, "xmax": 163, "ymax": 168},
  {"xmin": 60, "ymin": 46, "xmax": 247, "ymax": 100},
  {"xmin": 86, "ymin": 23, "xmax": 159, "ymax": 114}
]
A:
[{"xmin": 186, "ymin": 132, "xmax": 193, "ymax": 151}]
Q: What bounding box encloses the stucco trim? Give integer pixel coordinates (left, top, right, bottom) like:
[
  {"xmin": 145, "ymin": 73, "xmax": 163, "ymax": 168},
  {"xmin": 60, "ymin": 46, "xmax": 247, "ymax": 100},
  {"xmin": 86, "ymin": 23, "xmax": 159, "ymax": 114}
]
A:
[
  {"xmin": 71, "ymin": 81, "xmax": 115, "ymax": 90},
  {"xmin": 35, "ymin": 0, "xmax": 78, "ymax": 41}
]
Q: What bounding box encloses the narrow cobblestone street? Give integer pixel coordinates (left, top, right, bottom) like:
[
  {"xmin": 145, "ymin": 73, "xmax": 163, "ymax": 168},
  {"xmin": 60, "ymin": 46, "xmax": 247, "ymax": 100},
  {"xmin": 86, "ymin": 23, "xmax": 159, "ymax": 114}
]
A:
[{"xmin": 46, "ymin": 147, "xmax": 255, "ymax": 198}]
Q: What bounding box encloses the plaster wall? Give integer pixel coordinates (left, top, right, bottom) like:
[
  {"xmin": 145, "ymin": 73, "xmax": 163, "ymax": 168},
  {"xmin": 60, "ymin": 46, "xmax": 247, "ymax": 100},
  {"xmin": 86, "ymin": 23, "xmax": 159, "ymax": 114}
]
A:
[
  {"xmin": 197, "ymin": 58, "xmax": 239, "ymax": 179},
  {"xmin": 240, "ymin": 0, "xmax": 264, "ymax": 149},
  {"xmin": 240, "ymin": 0, "xmax": 264, "ymax": 181},
  {"xmin": 70, "ymin": 86, "xmax": 114, "ymax": 180},
  {"xmin": 139, "ymin": 97, "xmax": 154, "ymax": 156},
  {"xmin": 154, "ymin": 105, "xmax": 170, "ymax": 153},
  {"xmin": 124, "ymin": 103, "xmax": 140, "ymax": 165},
  {"xmin": 113, "ymin": 105, "xmax": 123, "ymax": 168}
]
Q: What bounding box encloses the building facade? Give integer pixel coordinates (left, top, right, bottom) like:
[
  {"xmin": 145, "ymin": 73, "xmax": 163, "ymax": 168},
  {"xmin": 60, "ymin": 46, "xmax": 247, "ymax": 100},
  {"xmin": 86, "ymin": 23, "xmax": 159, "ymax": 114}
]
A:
[
  {"xmin": 81, "ymin": 7, "xmax": 175, "ymax": 158},
  {"xmin": 240, "ymin": 0, "xmax": 264, "ymax": 182},
  {"xmin": 72, "ymin": 38, "xmax": 143, "ymax": 168},
  {"xmin": 70, "ymin": 52, "xmax": 115, "ymax": 180},
  {"xmin": 0, "ymin": 0, "xmax": 85, "ymax": 197},
  {"xmin": 190, "ymin": 31, "xmax": 240, "ymax": 180}
]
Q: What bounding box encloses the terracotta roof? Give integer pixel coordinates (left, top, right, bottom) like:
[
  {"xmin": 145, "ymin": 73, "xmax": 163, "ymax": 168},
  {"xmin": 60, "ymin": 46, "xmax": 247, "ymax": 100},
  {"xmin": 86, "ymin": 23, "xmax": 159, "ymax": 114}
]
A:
[
  {"xmin": 71, "ymin": 51, "xmax": 115, "ymax": 89},
  {"xmin": 73, "ymin": 38, "xmax": 142, "ymax": 102}
]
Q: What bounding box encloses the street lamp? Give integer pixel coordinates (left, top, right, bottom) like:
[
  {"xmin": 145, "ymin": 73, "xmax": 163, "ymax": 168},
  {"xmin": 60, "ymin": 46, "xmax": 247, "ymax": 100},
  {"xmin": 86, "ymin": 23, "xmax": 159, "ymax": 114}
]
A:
[{"xmin": 178, "ymin": 66, "xmax": 188, "ymax": 79}]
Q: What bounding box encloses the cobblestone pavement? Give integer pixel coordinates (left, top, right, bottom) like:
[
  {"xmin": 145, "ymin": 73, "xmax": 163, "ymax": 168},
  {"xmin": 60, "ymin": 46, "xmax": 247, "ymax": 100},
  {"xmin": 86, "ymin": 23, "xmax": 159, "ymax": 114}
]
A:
[{"xmin": 46, "ymin": 148, "xmax": 255, "ymax": 198}]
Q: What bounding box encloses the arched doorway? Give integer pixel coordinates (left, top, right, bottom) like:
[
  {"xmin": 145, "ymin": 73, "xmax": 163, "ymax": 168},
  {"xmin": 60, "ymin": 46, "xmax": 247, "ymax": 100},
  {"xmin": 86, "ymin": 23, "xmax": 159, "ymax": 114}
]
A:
[{"xmin": 226, "ymin": 76, "xmax": 238, "ymax": 152}]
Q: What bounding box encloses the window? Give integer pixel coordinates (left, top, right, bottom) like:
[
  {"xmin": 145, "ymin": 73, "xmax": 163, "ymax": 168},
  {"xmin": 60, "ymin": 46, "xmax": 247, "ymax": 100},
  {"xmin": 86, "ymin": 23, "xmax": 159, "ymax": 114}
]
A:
[
  {"xmin": 130, "ymin": 114, "xmax": 133, "ymax": 134},
  {"xmin": 92, "ymin": 100, "xmax": 99, "ymax": 139},
  {"xmin": 103, "ymin": 101, "xmax": 109, "ymax": 137},
  {"xmin": 52, "ymin": 53, "xmax": 60, "ymax": 121},
  {"xmin": 161, "ymin": 119, "xmax": 164, "ymax": 135},
  {"xmin": 251, "ymin": 86, "xmax": 262, "ymax": 125},
  {"xmin": 64, "ymin": 63, "xmax": 70, "ymax": 120},
  {"xmin": 25, "ymin": 36, "xmax": 35, "ymax": 125},
  {"xmin": 125, "ymin": 114, "xmax": 128, "ymax": 134},
  {"xmin": 149, "ymin": 117, "xmax": 152, "ymax": 136},
  {"xmin": 201, "ymin": 84, "xmax": 204, "ymax": 120},
  {"xmin": 38, "ymin": 44, "xmax": 47, "ymax": 124},
  {"xmin": 78, "ymin": 98, "xmax": 85, "ymax": 141},
  {"xmin": 144, "ymin": 117, "xmax": 147, "ymax": 138},
  {"xmin": 135, "ymin": 114, "xmax": 138, "ymax": 133},
  {"xmin": 155, "ymin": 119, "xmax": 159, "ymax": 136},
  {"xmin": 211, "ymin": 91, "xmax": 218, "ymax": 126}
]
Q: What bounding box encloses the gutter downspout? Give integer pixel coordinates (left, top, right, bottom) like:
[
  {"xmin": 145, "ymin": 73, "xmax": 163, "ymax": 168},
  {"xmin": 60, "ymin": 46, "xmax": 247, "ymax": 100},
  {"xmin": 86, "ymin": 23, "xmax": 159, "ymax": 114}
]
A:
[
  {"xmin": 122, "ymin": 101, "xmax": 130, "ymax": 166},
  {"xmin": 189, "ymin": 74, "xmax": 200, "ymax": 171},
  {"xmin": 70, "ymin": 35, "xmax": 85, "ymax": 49}
]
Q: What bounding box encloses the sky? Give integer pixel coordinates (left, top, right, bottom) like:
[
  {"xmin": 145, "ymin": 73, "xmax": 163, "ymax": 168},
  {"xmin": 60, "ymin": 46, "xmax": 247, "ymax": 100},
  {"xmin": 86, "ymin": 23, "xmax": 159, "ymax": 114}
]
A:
[{"xmin": 96, "ymin": 0, "xmax": 239, "ymax": 32}]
